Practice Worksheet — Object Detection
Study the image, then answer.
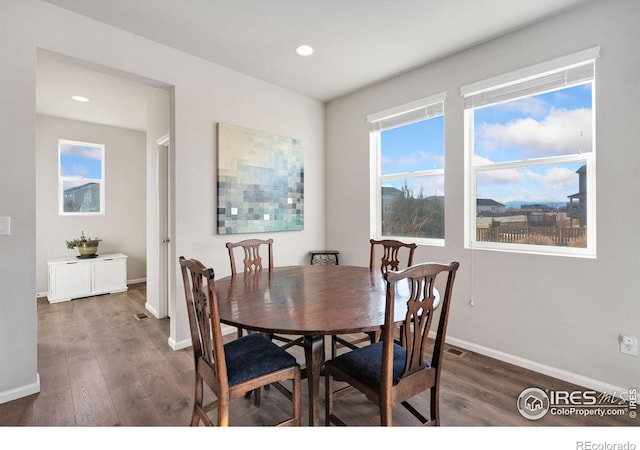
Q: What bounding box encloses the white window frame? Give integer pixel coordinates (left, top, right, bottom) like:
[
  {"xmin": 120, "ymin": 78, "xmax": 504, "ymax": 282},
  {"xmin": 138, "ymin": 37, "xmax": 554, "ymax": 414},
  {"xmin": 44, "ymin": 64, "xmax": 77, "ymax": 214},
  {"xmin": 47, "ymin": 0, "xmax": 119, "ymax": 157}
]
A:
[
  {"xmin": 58, "ymin": 139, "xmax": 106, "ymax": 216},
  {"xmin": 368, "ymin": 92, "xmax": 446, "ymax": 246},
  {"xmin": 461, "ymin": 47, "xmax": 599, "ymax": 257}
]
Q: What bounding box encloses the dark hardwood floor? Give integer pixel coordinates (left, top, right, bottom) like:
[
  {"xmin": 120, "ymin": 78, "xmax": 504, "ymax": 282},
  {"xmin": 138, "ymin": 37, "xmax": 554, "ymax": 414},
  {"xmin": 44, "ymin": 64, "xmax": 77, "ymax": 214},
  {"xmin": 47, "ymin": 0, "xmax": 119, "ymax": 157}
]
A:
[{"xmin": 0, "ymin": 283, "xmax": 636, "ymax": 429}]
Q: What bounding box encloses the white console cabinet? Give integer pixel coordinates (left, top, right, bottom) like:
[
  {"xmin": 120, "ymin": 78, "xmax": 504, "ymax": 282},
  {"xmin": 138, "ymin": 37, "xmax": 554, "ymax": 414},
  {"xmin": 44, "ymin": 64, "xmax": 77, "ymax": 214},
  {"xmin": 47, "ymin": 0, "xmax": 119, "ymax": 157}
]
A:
[{"xmin": 47, "ymin": 253, "xmax": 128, "ymax": 303}]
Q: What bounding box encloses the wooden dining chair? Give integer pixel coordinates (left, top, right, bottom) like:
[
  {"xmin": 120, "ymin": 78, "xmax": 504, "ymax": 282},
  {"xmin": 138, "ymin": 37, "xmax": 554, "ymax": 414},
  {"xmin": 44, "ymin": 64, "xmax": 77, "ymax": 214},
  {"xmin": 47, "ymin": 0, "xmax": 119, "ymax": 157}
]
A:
[
  {"xmin": 226, "ymin": 238, "xmax": 274, "ymax": 276},
  {"xmin": 325, "ymin": 261, "xmax": 460, "ymax": 426},
  {"xmin": 369, "ymin": 238, "xmax": 418, "ymax": 274},
  {"xmin": 179, "ymin": 256, "xmax": 301, "ymax": 426},
  {"xmin": 226, "ymin": 238, "xmax": 273, "ymax": 338},
  {"xmin": 331, "ymin": 238, "xmax": 417, "ymax": 358},
  {"xmin": 225, "ymin": 238, "xmax": 304, "ymax": 350}
]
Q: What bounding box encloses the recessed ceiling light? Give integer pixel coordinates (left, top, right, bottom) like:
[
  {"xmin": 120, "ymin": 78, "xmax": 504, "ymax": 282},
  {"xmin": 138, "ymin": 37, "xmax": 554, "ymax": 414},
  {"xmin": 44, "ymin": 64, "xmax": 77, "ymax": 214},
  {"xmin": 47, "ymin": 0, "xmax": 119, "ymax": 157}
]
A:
[
  {"xmin": 72, "ymin": 95, "xmax": 90, "ymax": 102},
  {"xmin": 295, "ymin": 45, "xmax": 314, "ymax": 56}
]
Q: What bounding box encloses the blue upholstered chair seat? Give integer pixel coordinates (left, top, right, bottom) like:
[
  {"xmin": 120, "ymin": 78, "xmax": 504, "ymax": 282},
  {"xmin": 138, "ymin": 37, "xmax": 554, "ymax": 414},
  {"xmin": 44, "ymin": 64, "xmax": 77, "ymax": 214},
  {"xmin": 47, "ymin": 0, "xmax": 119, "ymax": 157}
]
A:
[
  {"xmin": 224, "ymin": 333, "xmax": 298, "ymax": 386},
  {"xmin": 328, "ymin": 341, "xmax": 428, "ymax": 388}
]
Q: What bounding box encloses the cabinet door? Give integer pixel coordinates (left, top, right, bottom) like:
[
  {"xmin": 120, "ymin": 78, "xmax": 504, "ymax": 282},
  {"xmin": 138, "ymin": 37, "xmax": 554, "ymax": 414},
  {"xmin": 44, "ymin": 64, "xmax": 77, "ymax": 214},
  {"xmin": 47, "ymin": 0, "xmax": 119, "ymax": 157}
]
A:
[
  {"xmin": 93, "ymin": 258, "xmax": 127, "ymax": 294},
  {"xmin": 50, "ymin": 262, "xmax": 92, "ymax": 301}
]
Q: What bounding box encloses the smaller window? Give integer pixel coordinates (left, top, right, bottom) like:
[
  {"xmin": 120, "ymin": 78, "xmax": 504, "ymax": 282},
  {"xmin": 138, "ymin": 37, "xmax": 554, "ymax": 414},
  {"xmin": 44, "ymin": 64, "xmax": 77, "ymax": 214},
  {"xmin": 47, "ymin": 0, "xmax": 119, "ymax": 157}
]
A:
[
  {"xmin": 368, "ymin": 93, "xmax": 446, "ymax": 244},
  {"xmin": 58, "ymin": 139, "xmax": 105, "ymax": 215}
]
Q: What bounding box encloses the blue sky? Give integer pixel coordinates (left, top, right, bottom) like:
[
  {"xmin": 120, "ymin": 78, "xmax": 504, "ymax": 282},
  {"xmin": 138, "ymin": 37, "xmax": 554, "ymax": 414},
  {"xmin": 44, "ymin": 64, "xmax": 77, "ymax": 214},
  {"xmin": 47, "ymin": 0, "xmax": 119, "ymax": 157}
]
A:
[
  {"xmin": 380, "ymin": 83, "xmax": 592, "ymax": 205},
  {"xmin": 59, "ymin": 141, "xmax": 103, "ymax": 189},
  {"xmin": 475, "ymin": 84, "xmax": 592, "ymax": 161},
  {"xmin": 381, "ymin": 115, "xmax": 445, "ymax": 197}
]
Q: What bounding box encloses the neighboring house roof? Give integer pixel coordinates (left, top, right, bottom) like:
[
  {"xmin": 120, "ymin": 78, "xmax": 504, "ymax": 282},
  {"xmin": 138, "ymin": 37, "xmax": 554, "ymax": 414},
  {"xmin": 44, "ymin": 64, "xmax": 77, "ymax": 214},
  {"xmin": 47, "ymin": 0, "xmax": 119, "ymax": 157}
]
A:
[
  {"xmin": 381, "ymin": 186, "xmax": 403, "ymax": 196},
  {"xmin": 64, "ymin": 182, "xmax": 98, "ymax": 194},
  {"xmin": 477, "ymin": 198, "xmax": 505, "ymax": 207}
]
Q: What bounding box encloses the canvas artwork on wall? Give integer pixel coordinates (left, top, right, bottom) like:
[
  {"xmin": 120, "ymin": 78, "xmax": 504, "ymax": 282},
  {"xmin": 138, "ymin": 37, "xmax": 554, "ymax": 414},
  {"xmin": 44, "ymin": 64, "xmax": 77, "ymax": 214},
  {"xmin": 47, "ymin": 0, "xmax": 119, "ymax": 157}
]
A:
[{"xmin": 217, "ymin": 122, "xmax": 304, "ymax": 234}]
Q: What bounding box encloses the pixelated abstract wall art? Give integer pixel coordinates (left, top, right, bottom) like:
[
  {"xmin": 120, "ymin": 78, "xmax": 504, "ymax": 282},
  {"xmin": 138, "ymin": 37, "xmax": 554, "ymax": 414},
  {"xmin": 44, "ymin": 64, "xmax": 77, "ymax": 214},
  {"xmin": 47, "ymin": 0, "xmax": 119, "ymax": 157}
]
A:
[{"xmin": 216, "ymin": 123, "xmax": 304, "ymax": 234}]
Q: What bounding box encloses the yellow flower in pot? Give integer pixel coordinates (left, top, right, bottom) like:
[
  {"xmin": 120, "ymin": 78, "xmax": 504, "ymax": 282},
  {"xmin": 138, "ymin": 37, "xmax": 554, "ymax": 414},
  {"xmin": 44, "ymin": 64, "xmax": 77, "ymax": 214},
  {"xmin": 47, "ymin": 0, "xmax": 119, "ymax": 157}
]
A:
[{"xmin": 66, "ymin": 231, "xmax": 102, "ymax": 258}]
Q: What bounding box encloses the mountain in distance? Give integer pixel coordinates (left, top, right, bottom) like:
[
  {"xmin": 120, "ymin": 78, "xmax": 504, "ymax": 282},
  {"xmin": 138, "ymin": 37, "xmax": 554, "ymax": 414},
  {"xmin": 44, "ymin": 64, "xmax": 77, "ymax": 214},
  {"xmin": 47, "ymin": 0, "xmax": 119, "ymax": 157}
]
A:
[{"xmin": 504, "ymin": 200, "xmax": 567, "ymax": 210}]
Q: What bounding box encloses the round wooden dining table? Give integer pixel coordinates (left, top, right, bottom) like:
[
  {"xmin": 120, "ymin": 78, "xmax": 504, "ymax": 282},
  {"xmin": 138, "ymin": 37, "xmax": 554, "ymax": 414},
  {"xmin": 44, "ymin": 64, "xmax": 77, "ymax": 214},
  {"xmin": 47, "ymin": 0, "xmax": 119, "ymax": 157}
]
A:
[{"xmin": 215, "ymin": 264, "xmax": 406, "ymax": 426}]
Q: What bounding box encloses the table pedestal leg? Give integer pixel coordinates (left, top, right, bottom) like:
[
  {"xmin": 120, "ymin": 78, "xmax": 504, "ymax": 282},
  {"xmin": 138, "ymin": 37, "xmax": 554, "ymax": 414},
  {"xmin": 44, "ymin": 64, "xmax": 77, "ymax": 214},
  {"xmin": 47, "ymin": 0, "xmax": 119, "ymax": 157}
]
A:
[{"xmin": 303, "ymin": 335, "xmax": 324, "ymax": 426}]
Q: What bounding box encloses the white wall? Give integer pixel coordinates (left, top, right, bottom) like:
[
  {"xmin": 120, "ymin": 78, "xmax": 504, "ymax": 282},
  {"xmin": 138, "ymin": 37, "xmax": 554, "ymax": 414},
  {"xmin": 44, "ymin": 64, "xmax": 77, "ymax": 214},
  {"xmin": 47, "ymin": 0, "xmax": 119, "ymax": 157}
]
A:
[
  {"xmin": 326, "ymin": 0, "xmax": 640, "ymax": 393},
  {"xmin": 35, "ymin": 115, "xmax": 147, "ymax": 292},
  {"xmin": 0, "ymin": 0, "xmax": 325, "ymax": 403},
  {"xmin": 145, "ymin": 87, "xmax": 172, "ymax": 320},
  {"xmin": 0, "ymin": 0, "xmax": 39, "ymax": 405}
]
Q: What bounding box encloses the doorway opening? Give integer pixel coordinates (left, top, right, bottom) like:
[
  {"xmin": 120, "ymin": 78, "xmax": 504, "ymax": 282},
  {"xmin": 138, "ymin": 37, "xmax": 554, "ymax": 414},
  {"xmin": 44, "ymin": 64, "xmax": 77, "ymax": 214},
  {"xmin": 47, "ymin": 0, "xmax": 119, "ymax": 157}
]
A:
[{"xmin": 36, "ymin": 50, "xmax": 174, "ymax": 341}]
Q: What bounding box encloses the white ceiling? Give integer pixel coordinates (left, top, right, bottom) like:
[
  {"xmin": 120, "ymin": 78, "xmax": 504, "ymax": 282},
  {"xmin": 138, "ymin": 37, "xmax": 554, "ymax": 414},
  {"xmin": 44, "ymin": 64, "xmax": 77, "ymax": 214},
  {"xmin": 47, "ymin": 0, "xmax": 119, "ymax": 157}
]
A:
[
  {"xmin": 37, "ymin": 54, "xmax": 162, "ymax": 131},
  {"xmin": 37, "ymin": 0, "xmax": 594, "ymax": 129}
]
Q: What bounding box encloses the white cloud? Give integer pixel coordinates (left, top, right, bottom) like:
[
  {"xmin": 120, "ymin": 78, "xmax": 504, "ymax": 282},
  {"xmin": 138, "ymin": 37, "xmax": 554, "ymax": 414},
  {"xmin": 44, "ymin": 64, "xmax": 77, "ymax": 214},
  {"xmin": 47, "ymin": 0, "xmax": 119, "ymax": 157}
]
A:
[
  {"xmin": 474, "ymin": 155, "xmax": 525, "ymax": 184},
  {"xmin": 60, "ymin": 143, "xmax": 102, "ymax": 160},
  {"xmin": 524, "ymin": 166, "xmax": 577, "ymax": 191},
  {"xmin": 406, "ymin": 176, "xmax": 444, "ymax": 197},
  {"xmin": 477, "ymin": 168, "xmax": 526, "ymax": 185},
  {"xmin": 382, "ymin": 150, "xmax": 443, "ymax": 172},
  {"xmin": 502, "ymin": 96, "xmax": 548, "ymax": 117},
  {"xmin": 476, "ymin": 163, "xmax": 579, "ymax": 203},
  {"xmin": 478, "ymin": 107, "xmax": 592, "ymax": 157}
]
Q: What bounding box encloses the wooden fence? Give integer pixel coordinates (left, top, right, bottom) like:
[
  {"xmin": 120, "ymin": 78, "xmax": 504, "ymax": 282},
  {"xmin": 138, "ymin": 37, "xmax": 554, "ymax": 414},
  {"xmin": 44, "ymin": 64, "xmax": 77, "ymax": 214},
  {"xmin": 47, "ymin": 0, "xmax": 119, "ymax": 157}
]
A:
[{"xmin": 476, "ymin": 226, "xmax": 587, "ymax": 247}]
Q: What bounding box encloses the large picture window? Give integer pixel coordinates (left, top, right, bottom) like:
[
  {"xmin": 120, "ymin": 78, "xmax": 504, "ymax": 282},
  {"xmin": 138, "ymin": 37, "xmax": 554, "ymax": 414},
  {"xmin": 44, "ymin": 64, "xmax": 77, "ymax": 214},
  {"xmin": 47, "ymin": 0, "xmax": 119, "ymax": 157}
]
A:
[
  {"xmin": 461, "ymin": 48, "xmax": 599, "ymax": 257},
  {"xmin": 368, "ymin": 93, "xmax": 446, "ymax": 244},
  {"xmin": 58, "ymin": 139, "xmax": 105, "ymax": 215}
]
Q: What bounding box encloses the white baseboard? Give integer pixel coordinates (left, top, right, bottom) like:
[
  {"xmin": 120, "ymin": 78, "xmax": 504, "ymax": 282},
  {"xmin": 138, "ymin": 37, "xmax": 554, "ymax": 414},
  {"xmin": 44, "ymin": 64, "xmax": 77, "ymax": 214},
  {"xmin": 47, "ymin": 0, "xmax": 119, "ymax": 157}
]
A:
[
  {"xmin": 445, "ymin": 335, "xmax": 628, "ymax": 398},
  {"xmin": 167, "ymin": 326, "xmax": 236, "ymax": 353},
  {"xmin": 144, "ymin": 302, "xmax": 160, "ymax": 319},
  {"xmin": 36, "ymin": 278, "xmax": 145, "ymax": 299},
  {"xmin": 168, "ymin": 336, "xmax": 191, "ymax": 351},
  {"xmin": 0, "ymin": 374, "xmax": 40, "ymax": 405}
]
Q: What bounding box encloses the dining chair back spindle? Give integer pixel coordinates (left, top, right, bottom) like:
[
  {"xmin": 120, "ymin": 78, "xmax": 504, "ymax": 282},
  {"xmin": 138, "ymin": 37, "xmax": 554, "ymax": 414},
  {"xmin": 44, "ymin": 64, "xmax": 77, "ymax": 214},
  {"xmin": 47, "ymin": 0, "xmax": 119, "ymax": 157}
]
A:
[
  {"xmin": 325, "ymin": 261, "xmax": 460, "ymax": 426},
  {"xmin": 179, "ymin": 256, "xmax": 301, "ymax": 426}
]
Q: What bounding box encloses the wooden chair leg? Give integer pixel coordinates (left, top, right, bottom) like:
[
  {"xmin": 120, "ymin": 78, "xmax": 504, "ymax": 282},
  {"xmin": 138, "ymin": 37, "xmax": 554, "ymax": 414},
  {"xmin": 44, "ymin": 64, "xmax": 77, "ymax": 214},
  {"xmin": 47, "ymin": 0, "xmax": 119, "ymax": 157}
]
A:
[
  {"xmin": 217, "ymin": 401, "xmax": 230, "ymax": 426},
  {"xmin": 192, "ymin": 376, "xmax": 204, "ymax": 426},
  {"xmin": 293, "ymin": 371, "xmax": 301, "ymax": 426},
  {"xmin": 431, "ymin": 386, "xmax": 440, "ymax": 425},
  {"xmin": 253, "ymin": 387, "xmax": 262, "ymax": 406},
  {"xmin": 325, "ymin": 372, "xmax": 333, "ymax": 425},
  {"xmin": 381, "ymin": 399, "xmax": 392, "ymax": 426}
]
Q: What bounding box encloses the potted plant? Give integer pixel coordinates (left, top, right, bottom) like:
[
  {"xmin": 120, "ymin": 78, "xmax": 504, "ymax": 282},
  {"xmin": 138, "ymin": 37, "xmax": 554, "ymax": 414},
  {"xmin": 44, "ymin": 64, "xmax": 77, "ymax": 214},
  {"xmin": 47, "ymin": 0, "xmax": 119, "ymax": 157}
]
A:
[{"xmin": 66, "ymin": 231, "xmax": 102, "ymax": 258}]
